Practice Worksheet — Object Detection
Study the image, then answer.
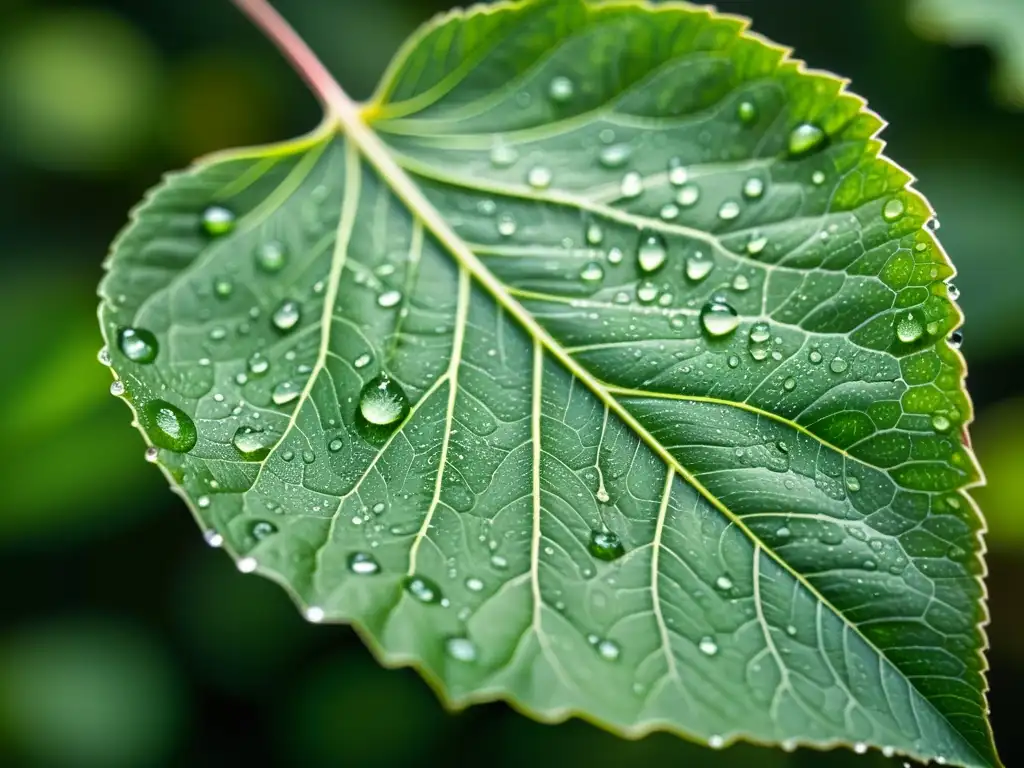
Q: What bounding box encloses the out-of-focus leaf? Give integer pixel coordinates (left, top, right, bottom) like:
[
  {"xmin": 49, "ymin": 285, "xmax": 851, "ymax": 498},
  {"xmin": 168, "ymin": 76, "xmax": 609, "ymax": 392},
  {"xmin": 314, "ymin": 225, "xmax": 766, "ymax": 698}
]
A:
[
  {"xmin": 969, "ymin": 398, "xmax": 1024, "ymax": 552},
  {"xmin": 909, "ymin": 0, "xmax": 1024, "ymax": 109},
  {"xmin": 0, "ymin": 8, "xmax": 162, "ymax": 172},
  {"xmin": 99, "ymin": 1, "xmax": 998, "ymax": 765},
  {"xmin": 0, "ymin": 620, "xmax": 185, "ymax": 768}
]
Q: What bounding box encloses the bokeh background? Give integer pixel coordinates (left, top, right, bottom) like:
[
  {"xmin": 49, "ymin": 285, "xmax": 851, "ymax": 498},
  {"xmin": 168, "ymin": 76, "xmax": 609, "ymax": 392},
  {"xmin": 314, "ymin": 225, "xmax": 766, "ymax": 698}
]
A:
[{"xmin": 0, "ymin": 0, "xmax": 1020, "ymax": 766}]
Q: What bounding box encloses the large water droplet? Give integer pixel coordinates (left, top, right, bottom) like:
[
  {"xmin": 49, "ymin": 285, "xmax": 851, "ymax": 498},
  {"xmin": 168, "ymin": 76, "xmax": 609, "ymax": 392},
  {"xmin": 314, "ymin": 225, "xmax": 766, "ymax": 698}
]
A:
[
  {"xmin": 718, "ymin": 200, "xmax": 741, "ymax": 221},
  {"xmin": 589, "ymin": 529, "xmax": 625, "ymax": 561},
  {"xmin": 527, "ymin": 165, "xmax": 552, "ymax": 189},
  {"xmin": 746, "ymin": 235, "xmax": 768, "ymax": 256},
  {"xmin": 358, "ymin": 375, "xmax": 410, "ymax": 426},
  {"xmin": 596, "ymin": 638, "xmax": 620, "ymax": 661},
  {"xmin": 202, "ymin": 205, "xmax": 235, "ymax": 236},
  {"xmin": 896, "ymin": 312, "xmax": 923, "ymax": 343},
  {"xmin": 489, "ymin": 141, "xmax": 518, "ymax": 168},
  {"xmin": 548, "ymin": 75, "xmax": 574, "ymax": 102},
  {"xmin": 271, "ymin": 380, "xmax": 301, "ymax": 406},
  {"xmin": 377, "ymin": 289, "xmax": 402, "ymax": 308},
  {"xmin": 109, "ymin": 380, "xmax": 125, "ymax": 397},
  {"xmin": 232, "ymin": 426, "xmax": 274, "ymax": 461},
  {"xmin": 445, "ymin": 636, "xmax": 477, "ymax": 662},
  {"xmin": 403, "ymin": 575, "xmax": 443, "ymax": 604},
  {"xmin": 117, "ymin": 327, "xmax": 159, "ymax": 364},
  {"xmin": 256, "ymin": 241, "xmax": 286, "ymax": 272},
  {"xmin": 829, "ymin": 357, "xmax": 849, "ymax": 373},
  {"xmin": 883, "ymin": 198, "xmax": 905, "ymax": 221},
  {"xmin": 676, "ymin": 183, "xmax": 700, "ymax": 207},
  {"xmin": 271, "ymin": 300, "xmax": 301, "ymax": 333},
  {"xmin": 698, "ymin": 636, "xmax": 719, "ymax": 656},
  {"xmin": 742, "ymin": 177, "xmax": 765, "ymax": 200},
  {"xmin": 788, "ymin": 123, "xmax": 826, "ymax": 156},
  {"xmin": 668, "ymin": 158, "xmax": 688, "ymax": 186},
  {"xmin": 637, "ymin": 231, "xmax": 667, "ymax": 273},
  {"xmin": 701, "ymin": 299, "xmax": 740, "ymax": 337},
  {"xmin": 685, "ymin": 254, "xmax": 714, "ymax": 282},
  {"xmin": 749, "ymin": 323, "xmax": 771, "ymax": 344},
  {"xmin": 348, "ymin": 551, "xmax": 380, "ymax": 575},
  {"xmin": 579, "ymin": 261, "xmax": 604, "ymax": 283},
  {"xmin": 142, "ymin": 400, "xmax": 197, "ymax": 453},
  {"xmin": 598, "ymin": 144, "xmax": 631, "ymax": 168},
  {"xmin": 636, "ymin": 281, "xmax": 659, "ymax": 304},
  {"xmin": 620, "ymin": 171, "xmax": 643, "ymax": 199},
  {"xmin": 252, "ymin": 520, "xmax": 278, "ymax": 540},
  {"xmin": 715, "ymin": 575, "xmax": 733, "ymax": 591}
]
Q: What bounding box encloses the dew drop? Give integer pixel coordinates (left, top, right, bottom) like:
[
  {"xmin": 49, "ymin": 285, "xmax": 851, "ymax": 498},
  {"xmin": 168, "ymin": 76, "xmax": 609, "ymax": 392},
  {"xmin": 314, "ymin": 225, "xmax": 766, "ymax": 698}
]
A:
[
  {"xmin": 698, "ymin": 636, "xmax": 719, "ymax": 656},
  {"xmin": 620, "ymin": 171, "xmax": 643, "ymax": 198},
  {"xmin": 742, "ymin": 177, "xmax": 765, "ymax": 200},
  {"xmin": 700, "ymin": 299, "xmax": 740, "ymax": 337},
  {"xmin": 271, "ymin": 300, "xmax": 301, "ymax": 333},
  {"xmin": 527, "ymin": 165, "xmax": 552, "ymax": 189},
  {"xmin": 708, "ymin": 735, "xmax": 725, "ymax": 750},
  {"xmin": 213, "ymin": 277, "xmax": 233, "ymax": 298},
  {"xmin": 489, "ymin": 141, "xmax": 518, "ymax": 168},
  {"xmin": 737, "ymin": 100, "xmax": 758, "ymax": 124},
  {"xmin": 403, "ymin": 575, "xmax": 443, "ymax": 604},
  {"xmin": 305, "ymin": 606, "xmax": 325, "ymax": 623},
  {"xmin": 853, "ymin": 743, "xmax": 867, "ymax": 755},
  {"xmin": 109, "ymin": 380, "xmax": 125, "ymax": 397},
  {"xmin": 596, "ymin": 639, "xmax": 620, "ymax": 661},
  {"xmin": 579, "ymin": 261, "xmax": 604, "ymax": 283},
  {"xmin": 589, "ymin": 529, "xmax": 625, "ymax": 561},
  {"xmin": 947, "ymin": 283, "xmax": 960, "ymax": 301},
  {"xmin": 377, "ymin": 289, "xmax": 402, "ymax": 308},
  {"xmin": 97, "ymin": 346, "xmax": 111, "ymax": 366},
  {"xmin": 636, "ymin": 281, "xmax": 659, "ymax": 304},
  {"xmin": 354, "ymin": 353, "xmax": 372, "ymax": 369},
  {"xmin": 232, "ymin": 425, "xmax": 274, "ymax": 461},
  {"xmin": 637, "ymin": 231, "xmax": 667, "ymax": 273},
  {"xmin": 256, "ymin": 241, "xmax": 287, "ymax": 272},
  {"xmin": 788, "ymin": 123, "xmax": 826, "ymax": 156},
  {"xmin": 676, "ymin": 184, "xmax": 700, "ymax": 207},
  {"xmin": 783, "ymin": 377, "xmax": 796, "ymax": 391},
  {"xmin": 685, "ymin": 254, "xmax": 714, "ymax": 282},
  {"xmin": 445, "ymin": 636, "xmax": 477, "ymax": 662},
  {"xmin": 465, "ymin": 577, "xmax": 484, "ymax": 592},
  {"xmin": 358, "ymin": 375, "xmax": 410, "ymax": 426},
  {"xmin": 896, "ymin": 312, "xmax": 923, "ymax": 343},
  {"xmin": 732, "ymin": 274, "xmax": 750, "ymax": 291},
  {"xmin": 811, "ymin": 170, "xmax": 826, "ymax": 186},
  {"xmin": 718, "ymin": 201, "xmax": 741, "ymax": 221},
  {"xmin": 715, "ymin": 575, "xmax": 733, "ymax": 591},
  {"xmin": 347, "ymin": 551, "xmax": 380, "ymax": 575},
  {"xmin": 846, "ymin": 476, "xmax": 861, "ymax": 492},
  {"xmin": 144, "ymin": 446, "xmax": 158, "ymax": 463},
  {"xmin": 248, "ymin": 353, "xmax": 270, "ymax": 376},
  {"xmin": 197, "ymin": 495, "xmax": 210, "ymax": 509},
  {"xmin": 829, "ymin": 358, "xmax": 848, "ymax": 374},
  {"xmin": 748, "ymin": 323, "xmax": 771, "ymax": 344},
  {"xmin": 746, "ymin": 236, "xmax": 768, "ymax": 256},
  {"xmin": 668, "ymin": 158, "xmax": 688, "ymax": 186},
  {"xmin": 883, "ymin": 198, "xmax": 905, "ymax": 221},
  {"xmin": 809, "ymin": 350, "xmax": 823, "ymax": 364},
  {"xmin": 932, "ymin": 413, "xmax": 952, "ymax": 433},
  {"xmin": 948, "ymin": 329, "xmax": 963, "ymax": 349},
  {"xmin": 607, "ymin": 247, "xmax": 623, "ymax": 265},
  {"xmin": 237, "ymin": 557, "xmax": 258, "ymax": 573},
  {"xmin": 598, "ymin": 144, "xmax": 631, "ymax": 168},
  {"xmin": 203, "ymin": 530, "xmax": 223, "ymax": 548},
  {"xmin": 497, "ymin": 213, "xmax": 517, "ymax": 237},
  {"xmin": 548, "ymin": 75, "xmax": 574, "ymax": 102},
  {"xmin": 117, "ymin": 327, "xmax": 159, "ymax": 364},
  {"xmin": 271, "ymin": 380, "xmax": 301, "ymax": 406},
  {"xmin": 585, "ymin": 222, "xmax": 604, "ymax": 245},
  {"xmin": 727, "ymin": 355, "xmax": 740, "ymax": 368},
  {"xmin": 251, "ymin": 520, "xmax": 277, "ymax": 540},
  {"xmin": 659, "ymin": 203, "xmax": 680, "ymax": 221},
  {"xmin": 202, "ymin": 205, "xmax": 235, "ymax": 236},
  {"xmin": 142, "ymin": 400, "xmax": 197, "ymax": 453}
]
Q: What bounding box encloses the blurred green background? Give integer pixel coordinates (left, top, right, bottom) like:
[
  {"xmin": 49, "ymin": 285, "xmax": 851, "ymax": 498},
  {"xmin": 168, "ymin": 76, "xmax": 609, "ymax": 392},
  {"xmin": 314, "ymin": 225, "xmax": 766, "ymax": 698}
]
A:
[{"xmin": 0, "ymin": 1, "xmax": 1020, "ymax": 766}]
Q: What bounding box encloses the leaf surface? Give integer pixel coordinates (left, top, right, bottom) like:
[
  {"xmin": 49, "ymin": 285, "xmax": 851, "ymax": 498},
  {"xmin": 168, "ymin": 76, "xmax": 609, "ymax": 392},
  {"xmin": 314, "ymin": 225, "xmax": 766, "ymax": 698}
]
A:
[{"xmin": 98, "ymin": 1, "xmax": 998, "ymax": 765}]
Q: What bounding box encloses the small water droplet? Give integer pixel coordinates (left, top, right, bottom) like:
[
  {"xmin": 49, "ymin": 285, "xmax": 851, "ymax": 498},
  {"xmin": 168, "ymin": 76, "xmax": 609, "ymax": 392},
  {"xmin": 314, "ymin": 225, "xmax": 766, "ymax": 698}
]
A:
[
  {"xmin": 445, "ymin": 636, "xmax": 477, "ymax": 662},
  {"xmin": 809, "ymin": 350, "xmax": 823, "ymax": 364},
  {"xmin": 715, "ymin": 575, "xmax": 733, "ymax": 591},
  {"xmin": 742, "ymin": 177, "xmax": 765, "ymax": 200},
  {"xmin": 700, "ymin": 299, "xmax": 740, "ymax": 337},
  {"xmin": 202, "ymin": 205, "xmax": 235, "ymax": 236},
  {"xmin": 947, "ymin": 282, "xmax": 960, "ymax": 301},
  {"xmin": 811, "ymin": 170, "xmax": 826, "ymax": 186},
  {"xmin": 109, "ymin": 380, "xmax": 125, "ymax": 396},
  {"xmin": 788, "ymin": 123, "xmax": 826, "ymax": 156},
  {"xmin": 579, "ymin": 261, "xmax": 604, "ymax": 283},
  {"xmin": 853, "ymin": 743, "xmax": 867, "ymax": 755},
  {"xmin": 348, "ymin": 551, "xmax": 380, "ymax": 575},
  {"xmin": 676, "ymin": 183, "xmax": 700, "ymax": 207},
  {"xmin": 708, "ymin": 735, "xmax": 725, "ymax": 749},
  {"xmin": 732, "ymin": 274, "xmax": 750, "ymax": 291},
  {"xmin": 926, "ymin": 218, "xmax": 941, "ymax": 232},
  {"xmin": 465, "ymin": 577, "xmax": 484, "ymax": 592},
  {"xmin": 829, "ymin": 357, "xmax": 848, "ymax": 373},
  {"xmin": 548, "ymin": 75, "xmax": 574, "ymax": 102},
  {"xmin": 497, "ymin": 213, "xmax": 517, "ymax": 237},
  {"xmin": 685, "ymin": 254, "xmax": 714, "ymax": 281},
  {"xmin": 637, "ymin": 231, "xmax": 667, "ymax": 273},
  {"xmin": 142, "ymin": 400, "xmax": 197, "ymax": 453},
  {"xmin": 271, "ymin": 380, "xmax": 301, "ymax": 406},
  {"xmin": 144, "ymin": 446, "xmax": 158, "ymax": 463},
  {"xmin": 596, "ymin": 639, "xmax": 620, "ymax": 660},
  {"xmin": 490, "ymin": 554, "xmax": 508, "ymax": 570},
  {"xmin": 213, "ymin": 277, "xmax": 233, "ymax": 298},
  {"xmin": 256, "ymin": 241, "xmax": 286, "ymax": 272},
  {"xmin": 117, "ymin": 327, "xmax": 159, "ymax": 364},
  {"xmin": 203, "ymin": 529, "xmax": 223, "ymax": 548},
  {"xmin": 197, "ymin": 495, "xmax": 210, "ymax": 509},
  {"xmin": 271, "ymin": 300, "xmax": 301, "ymax": 333},
  {"xmin": 932, "ymin": 413, "xmax": 952, "ymax": 432},
  {"xmin": 668, "ymin": 158, "xmax": 688, "ymax": 186},
  {"xmin": 783, "ymin": 377, "xmax": 796, "ymax": 391},
  {"xmin": 607, "ymin": 247, "xmax": 623, "ymax": 265},
  {"xmin": 527, "ymin": 165, "xmax": 552, "ymax": 189},
  {"xmin": 233, "ymin": 426, "xmax": 273, "ymax": 460},
  {"xmin": 718, "ymin": 201, "xmax": 741, "ymax": 221},
  {"xmin": 252, "ymin": 520, "xmax": 277, "ymax": 540},
  {"xmin": 846, "ymin": 476, "xmax": 861, "ymax": 492},
  {"xmin": 727, "ymin": 355, "xmax": 740, "ymax": 368},
  {"xmin": 896, "ymin": 312, "xmax": 923, "ymax": 343},
  {"xmin": 749, "ymin": 323, "xmax": 771, "ymax": 344},
  {"xmin": 636, "ymin": 281, "xmax": 658, "ymax": 304},
  {"xmin": 489, "ymin": 141, "xmax": 518, "ymax": 168},
  {"xmin": 883, "ymin": 198, "xmax": 905, "ymax": 221},
  {"xmin": 248, "ymin": 353, "xmax": 270, "ymax": 376},
  {"xmin": 404, "ymin": 575, "xmax": 443, "ymax": 604},
  {"xmin": 585, "ymin": 221, "xmax": 604, "ymax": 245},
  {"xmin": 660, "ymin": 203, "xmax": 680, "ymax": 220},
  {"xmin": 589, "ymin": 529, "xmax": 625, "ymax": 561},
  {"xmin": 745, "ymin": 235, "xmax": 768, "ymax": 256},
  {"xmin": 237, "ymin": 557, "xmax": 258, "ymax": 573},
  {"xmin": 620, "ymin": 171, "xmax": 643, "ymax": 198},
  {"xmin": 737, "ymin": 100, "xmax": 758, "ymax": 124},
  {"xmin": 97, "ymin": 346, "xmax": 111, "ymax": 366},
  {"xmin": 358, "ymin": 375, "xmax": 409, "ymax": 426},
  {"xmin": 948, "ymin": 329, "xmax": 963, "ymax": 349},
  {"xmin": 377, "ymin": 289, "xmax": 402, "ymax": 308},
  {"xmin": 698, "ymin": 636, "xmax": 719, "ymax": 656},
  {"xmin": 598, "ymin": 144, "xmax": 631, "ymax": 168}
]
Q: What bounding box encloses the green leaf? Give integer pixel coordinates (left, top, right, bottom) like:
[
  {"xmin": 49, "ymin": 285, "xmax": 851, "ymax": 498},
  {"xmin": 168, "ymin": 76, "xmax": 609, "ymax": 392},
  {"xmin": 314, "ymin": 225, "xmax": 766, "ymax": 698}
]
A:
[
  {"xmin": 97, "ymin": 1, "xmax": 999, "ymax": 765},
  {"xmin": 909, "ymin": 0, "xmax": 1024, "ymax": 109}
]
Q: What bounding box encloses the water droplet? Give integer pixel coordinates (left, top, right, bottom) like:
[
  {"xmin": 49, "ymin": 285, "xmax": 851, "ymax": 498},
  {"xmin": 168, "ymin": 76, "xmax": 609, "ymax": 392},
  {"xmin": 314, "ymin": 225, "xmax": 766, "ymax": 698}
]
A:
[
  {"xmin": 737, "ymin": 100, "xmax": 758, "ymax": 124},
  {"xmin": 742, "ymin": 177, "xmax": 765, "ymax": 199},
  {"xmin": 465, "ymin": 577, "xmax": 484, "ymax": 592},
  {"xmin": 353, "ymin": 353, "xmax": 372, "ymax": 370},
  {"xmin": 637, "ymin": 231, "xmax": 667, "ymax": 273},
  {"xmin": 636, "ymin": 281, "xmax": 659, "ymax": 304},
  {"xmin": 596, "ymin": 639, "xmax": 620, "ymax": 660},
  {"xmin": 731, "ymin": 274, "xmax": 750, "ymax": 292},
  {"xmin": 579, "ymin": 261, "xmax": 604, "ymax": 283},
  {"xmin": 698, "ymin": 636, "xmax": 719, "ymax": 656},
  {"xmin": 829, "ymin": 358, "xmax": 848, "ymax": 373},
  {"xmin": 708, "ymin": 735, "xmax": 725, "ymax": 749},
  {"xmin": 932, "ymin": 414, "xmax": 952, "ymax": 432},
  {"xmin": 620, "ymin": 171, "xmax": 643, "ymax": 198},
  {"xmin": 660, "ymin": 203, "xmax": 679, "ymax": 220},
  {"xmin": 109, "ymin": 380, "xmax": 125, "ymax": 397},
  {"xmin": 304, "ymin": 606, "xmax": 325, "ymax": 623},
  {"xmin": 598, "ymin": 144, "xmax": 631, "ymax": 168},
  {"xmin": 727, "ymin": 355, "xmax": 740, "ymax": 368},
  {"xmin": 527, "ymin": 165, "xmax": 552, "ymax": 189},
  {"xmin": 745, "ymin": 235, "xmax": 768, "ymax": 256},
  {"xmin": 271, "ymin": 300, "xmax": 301, "ymax": 333},
  {"xmin": 358, "ymin": 375, "xmax": 409, "ymax": 426},
  {"xmin": 676, "ymin": 184, "xmax": 700, "ymax": 207},
  {"xmin": 783, "ymin": 377, "xmax": 796, "ymax": 391},
  {"xmin": 117, "ymin": 327, "xmax": 159, "ymax": 364},
  {"xmin": 809, "ymin": 350, "xmax": 823, "ymax": 364},
  {"xmin": 718, "ymin": 201, "xmax": 741, "ymax": 221},
  {"xmin": 853, "ymin": 743, "xmax": 867, "ymax": 755},
  {"xmin": 271, "ymin": 380, "xmax": 301, "ymax": 406},
  {"xmin": 377, "ymin": 289, "xmax": 402, "ymax": 308},
  {"xmin": 896, "ymin": 312, "xmax": 923, "ymax": 343},
  {"xmin": 202, "ymin": 205, "xmax": 235, "ymax": 236},
  {"xmin": 883, "ymin": 198, "xmax": 905, "ymax": 221},
  {"xmin": 251, "ymin": 520, "xmax": 277, "ymax": 540},
  {"xmin": 700, "ymin": 299, "xmax": 740, "ymax": 337},
  {"xmin": 237, "ymin": 557, "xmax": 258, "ymax": 573},
  {"xmin": 548, "ymin": 75, "xmax": 574, "ymax": 102},
  {"xmin": 585, "ymin": 221, "xmax": 604, "ymax": 245},
  {"xmin": 497, "ymin": 213, "xmax": 517, "ymax": 237},
  {"xmin": 142, "ymin": 400, "xmax": 197, "ymax": 453},
  {"xmin": 788, "ymin": 123, "xmax": 826, "ymax": 156},
  {"xmin": 811, "ymin": 170, "xmax": 826, "ymax": 186},
  {"xmin": 947, "ymin": 282, "xmax": 960, "ymax": 301},
  {"xmin": 715, "ymin": 575, "xmax": 733, "ymax": 591},
  {"xmin": 685, "ymin": 254, "xmax": 714, "ymax": 282},
  {"xmin": 948, "ymin": 329, "xmax": 963, "ymax": 349},
  {"xmin": 256, "ymin": 241, "xmax": 286, "ymax": 272},
  {"xmin": 327, "ymin": 438, "xmax": 344, "ymax": 452},
  {"xmin": 589, "ymin": 529, "xmax": 625, "ymax": 561},
  {"xmin": 196, "ymin": 495, "xmax": 210, "ymax": 509},
  {"xmin": 213, "ymin": 277, "xmax": 233, "ymax": 298},
  {"xmin": 490, "ymin": 141, "xmax": 518, "ymax": 168},
  {"xmin": 348, "ymin": 551, "xmax": 380, "ymax": 575},
  {"xmin": 490, "ymin": 554, "xmax": 508, "ymax": 570},
  {"xmin": 926, "ymin": 217, "xmax": 941, "ymax": 232},
  {"xmin": 607, "ymin": 247, "xmax": 623, "ymax": 265},
  {"xmin": 882, "ymin": 746, "xmax": 895, "ymax": 758},
  {"xmin": 668, "ymin": 158, "xmax": 688, "ymax": 186},
  {"xmin": 403, "ymin": 575, "xmax": 443, "ymax": 604},
  {"xmin": 247, "ymin": 353, "xmax": 270, "ymax": 377},
  {"xmin": 445, "ymin": 636, "xmax": 477, "ymax": 662},
  {"xmin": 231, "ymin": 426, "xmax": 273, "ymax": 461},
  {"xmin": 846, "ymin": 476, "xmax": 861, "ymax": 492},
  {"xmin": 749, "ymin": 323, "xmax": 771, "ymax": 344},
  {"xmin": 203, "ymin": 530, "xmax": 223, "ymax": 548}
]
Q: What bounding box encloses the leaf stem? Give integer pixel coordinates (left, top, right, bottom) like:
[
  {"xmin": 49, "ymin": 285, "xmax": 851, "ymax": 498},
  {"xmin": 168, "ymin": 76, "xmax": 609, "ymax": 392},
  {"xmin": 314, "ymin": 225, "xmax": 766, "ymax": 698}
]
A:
[{"xmin": 229, "ymin": 0, "xmax": 349, "ymax": 117}]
